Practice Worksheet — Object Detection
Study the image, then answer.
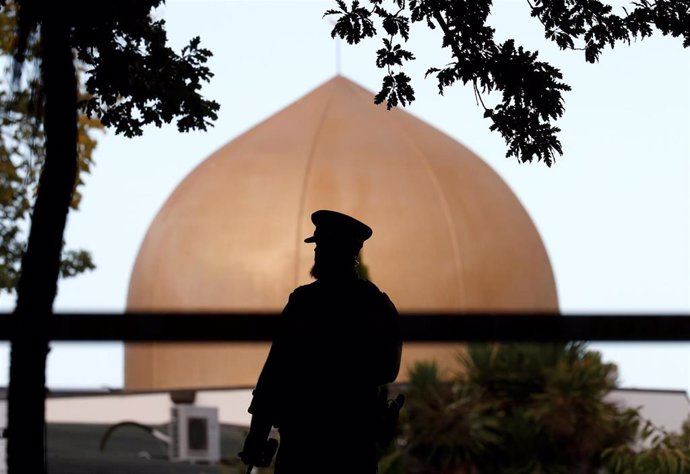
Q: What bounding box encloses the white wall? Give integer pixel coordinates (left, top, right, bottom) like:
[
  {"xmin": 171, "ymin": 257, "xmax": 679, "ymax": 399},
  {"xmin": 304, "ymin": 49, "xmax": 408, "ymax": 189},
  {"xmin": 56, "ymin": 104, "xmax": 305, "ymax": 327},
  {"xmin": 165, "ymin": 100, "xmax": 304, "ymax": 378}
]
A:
[
  {"xmin": 607, "ymin": 389, "xmax": 690, "ymax": 434},
  {"xmin": 0, "ymin": 401, "xmax": 6, "ymax": 474},
  {"xmin": 45, "ymin": 389, "xmax": 253, "ymax": 427}
]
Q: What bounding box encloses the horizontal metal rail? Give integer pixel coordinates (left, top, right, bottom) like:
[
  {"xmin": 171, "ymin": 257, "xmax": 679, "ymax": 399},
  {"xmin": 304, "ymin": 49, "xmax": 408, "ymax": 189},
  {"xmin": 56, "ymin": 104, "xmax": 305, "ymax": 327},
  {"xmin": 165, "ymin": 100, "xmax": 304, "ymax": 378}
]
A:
[{"xmin": 1, "ymin": 313, "xmax": 689, "ymax": 341}]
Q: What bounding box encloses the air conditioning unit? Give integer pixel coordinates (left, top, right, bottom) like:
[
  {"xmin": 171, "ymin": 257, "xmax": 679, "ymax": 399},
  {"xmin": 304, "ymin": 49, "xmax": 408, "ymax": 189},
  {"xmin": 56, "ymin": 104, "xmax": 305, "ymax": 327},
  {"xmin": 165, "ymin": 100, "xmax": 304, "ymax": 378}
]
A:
[{"xmin": 169, "ymin": 404, "xmax": 220, "ymax": 463}]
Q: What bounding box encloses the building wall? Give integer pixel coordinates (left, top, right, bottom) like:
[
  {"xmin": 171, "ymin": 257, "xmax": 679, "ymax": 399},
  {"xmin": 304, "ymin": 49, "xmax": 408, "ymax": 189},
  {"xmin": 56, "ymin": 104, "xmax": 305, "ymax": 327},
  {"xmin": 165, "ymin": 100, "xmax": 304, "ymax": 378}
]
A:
[
  {"xmin": 606, "ymin": 389, "xmax": 690, "ymax": 434},
  {"xmin": 46, "ymin": 389, "xmax": 253, "ymax": 427}
]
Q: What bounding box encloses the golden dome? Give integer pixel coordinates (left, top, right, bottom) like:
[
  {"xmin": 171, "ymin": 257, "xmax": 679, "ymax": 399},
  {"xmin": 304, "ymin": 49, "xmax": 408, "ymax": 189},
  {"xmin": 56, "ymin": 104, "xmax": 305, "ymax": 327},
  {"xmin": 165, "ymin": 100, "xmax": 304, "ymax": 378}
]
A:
[{"xmin": 125, "ymin": 76, "xmax": 558, "ymax": 390}]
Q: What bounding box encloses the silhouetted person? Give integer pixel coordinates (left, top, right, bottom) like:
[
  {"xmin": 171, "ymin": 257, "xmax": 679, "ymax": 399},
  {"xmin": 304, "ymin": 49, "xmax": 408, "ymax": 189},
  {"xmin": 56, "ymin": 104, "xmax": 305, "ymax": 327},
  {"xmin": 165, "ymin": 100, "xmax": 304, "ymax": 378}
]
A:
[{"xmin": 239, "ymin": 210, "xmax": 402, "ymax": 473}]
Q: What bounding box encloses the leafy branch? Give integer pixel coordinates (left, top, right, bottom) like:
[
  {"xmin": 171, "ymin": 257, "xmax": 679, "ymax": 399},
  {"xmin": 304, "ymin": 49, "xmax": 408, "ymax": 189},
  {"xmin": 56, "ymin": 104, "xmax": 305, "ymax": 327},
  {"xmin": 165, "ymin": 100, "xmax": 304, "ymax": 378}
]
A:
[
  {"xmin": 325, "ymin": 0, "xmax": 690, "ymax": 166},
  {"xmin": 0, "ymin": 2, "xmax": 99, "ymax": 293},
  {"xmin": 326, "ymin": 0, "xmax": 416, "ymax": 109}
]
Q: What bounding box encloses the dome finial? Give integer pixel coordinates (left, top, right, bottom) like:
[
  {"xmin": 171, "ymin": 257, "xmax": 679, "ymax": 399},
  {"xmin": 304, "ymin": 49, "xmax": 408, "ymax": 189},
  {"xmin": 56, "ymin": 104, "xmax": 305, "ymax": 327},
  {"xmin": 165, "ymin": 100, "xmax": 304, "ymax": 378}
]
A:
[{"xmin": 328, "ymin": 19, "xmax": 342, "ymax": 75}]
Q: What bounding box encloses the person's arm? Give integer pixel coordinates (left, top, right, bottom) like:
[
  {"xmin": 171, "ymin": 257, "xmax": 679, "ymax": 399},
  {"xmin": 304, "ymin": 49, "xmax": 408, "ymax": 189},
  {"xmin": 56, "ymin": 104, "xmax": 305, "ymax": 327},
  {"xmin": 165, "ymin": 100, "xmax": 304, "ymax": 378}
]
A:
[
  {"xmin": 375, "ymin": 293, "xmax": 402, "ymax": 385},
  {"xmin": 240, "ymin": 292, "xmax": 297, "ymax": 465},
  {"xmin": 238, "ymin": 411, "xmax": 273, "ymax": 466},
  {"xmin": 247, "ymin": 332, "xmax": 285, "ymax": 422}
]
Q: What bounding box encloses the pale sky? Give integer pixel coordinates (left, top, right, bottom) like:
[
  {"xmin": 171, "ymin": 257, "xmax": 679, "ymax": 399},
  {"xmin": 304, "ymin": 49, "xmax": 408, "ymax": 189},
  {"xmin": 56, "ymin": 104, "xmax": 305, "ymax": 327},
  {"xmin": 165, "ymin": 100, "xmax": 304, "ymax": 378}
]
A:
[{"xmin": 0, "ymin": 1, "xmax": 688, "ymax": 390}]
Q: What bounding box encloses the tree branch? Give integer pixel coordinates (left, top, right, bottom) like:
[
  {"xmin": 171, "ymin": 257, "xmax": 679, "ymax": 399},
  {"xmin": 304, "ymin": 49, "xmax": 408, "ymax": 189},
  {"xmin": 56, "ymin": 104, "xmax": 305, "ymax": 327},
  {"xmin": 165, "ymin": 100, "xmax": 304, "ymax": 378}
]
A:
[{"xmin": 430, "ymin": 8, "xmax": 465, "ymax": 63}]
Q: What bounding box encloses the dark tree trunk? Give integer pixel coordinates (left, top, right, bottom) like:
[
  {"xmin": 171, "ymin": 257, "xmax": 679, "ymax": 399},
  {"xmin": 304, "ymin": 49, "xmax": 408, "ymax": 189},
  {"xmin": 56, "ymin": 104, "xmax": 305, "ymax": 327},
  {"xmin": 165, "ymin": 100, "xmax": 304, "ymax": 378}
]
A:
[{"xmin": 7, "ymin": 10, "xmax": 77, "ymax": 474}]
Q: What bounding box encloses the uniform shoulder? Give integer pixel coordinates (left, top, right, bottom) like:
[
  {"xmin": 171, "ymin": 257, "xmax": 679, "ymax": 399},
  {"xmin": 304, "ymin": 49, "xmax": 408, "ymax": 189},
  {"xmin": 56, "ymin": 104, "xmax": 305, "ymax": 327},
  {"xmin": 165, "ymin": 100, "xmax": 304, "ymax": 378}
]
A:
[
  {"xmin": 357, "ymin": 279, "xmax": 382, "ymax": 293},
  {"xmin": 289, "ymin": 281, "xmax": 320, "ymax": 299},
  {"xmin": 360, "ymin": 278, "xmax": 394, "ymax": 295},
  {"xmin": 282, "ymin": 283, "xmax": 318, "ymax": 314},
  {"xmin": 357, "ymin": 279, "xmax": 395, "ymax": 303}
]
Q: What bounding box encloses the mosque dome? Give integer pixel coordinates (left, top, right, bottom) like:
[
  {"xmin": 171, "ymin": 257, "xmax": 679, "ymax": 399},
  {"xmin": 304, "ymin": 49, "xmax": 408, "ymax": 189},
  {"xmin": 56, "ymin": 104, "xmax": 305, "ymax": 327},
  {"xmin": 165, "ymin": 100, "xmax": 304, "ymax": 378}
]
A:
[{"xmin": 125, "ymin": 76, "xmax": 558, "ymax": 390}]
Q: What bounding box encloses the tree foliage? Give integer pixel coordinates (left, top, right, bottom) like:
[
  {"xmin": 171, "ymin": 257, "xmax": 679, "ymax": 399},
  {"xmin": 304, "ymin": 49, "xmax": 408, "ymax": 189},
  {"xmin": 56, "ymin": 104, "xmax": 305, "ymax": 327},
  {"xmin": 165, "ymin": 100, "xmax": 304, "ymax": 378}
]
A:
[
  {"xmin": 0, "ymin": 1, "xmax": 98, "ymax": 293},
  {"xmin": 0, "ymin": 2, "xmax": 220, "ymax": 472},
  {"xmin": 5, "ymin": 1, "xmax": 220, "ymax": 139},
  {"xmin": 325, "ymin": 0, "xmax": 690, "ymax": 166},
  {"xmin": 381, "ymin": 343, "xmax": 690, "ymax": 474},
  {"xmin": 603, "ymin": 417, "xmax": 690, "ymax": 474},
  {"xmin": 0, "ymin": 0, "xmax": 220, "ymax": 295}
]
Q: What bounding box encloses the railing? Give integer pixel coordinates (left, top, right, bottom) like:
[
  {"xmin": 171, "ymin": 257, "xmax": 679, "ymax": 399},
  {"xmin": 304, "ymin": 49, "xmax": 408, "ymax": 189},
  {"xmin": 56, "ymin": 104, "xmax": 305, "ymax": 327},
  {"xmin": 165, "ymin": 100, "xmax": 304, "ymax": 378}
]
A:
[{"xmin": 1, "ymin": 313, "xmax": 689, "ymax": 341}]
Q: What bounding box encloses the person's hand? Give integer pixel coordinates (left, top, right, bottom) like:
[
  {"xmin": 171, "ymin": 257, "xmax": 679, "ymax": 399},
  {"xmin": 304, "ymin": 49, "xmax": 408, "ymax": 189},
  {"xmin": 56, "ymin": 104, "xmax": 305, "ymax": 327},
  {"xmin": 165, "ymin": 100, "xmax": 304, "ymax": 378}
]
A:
[{"xmin": 238, "ymin": 434, "xmax": 278, "ymax": 468}]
